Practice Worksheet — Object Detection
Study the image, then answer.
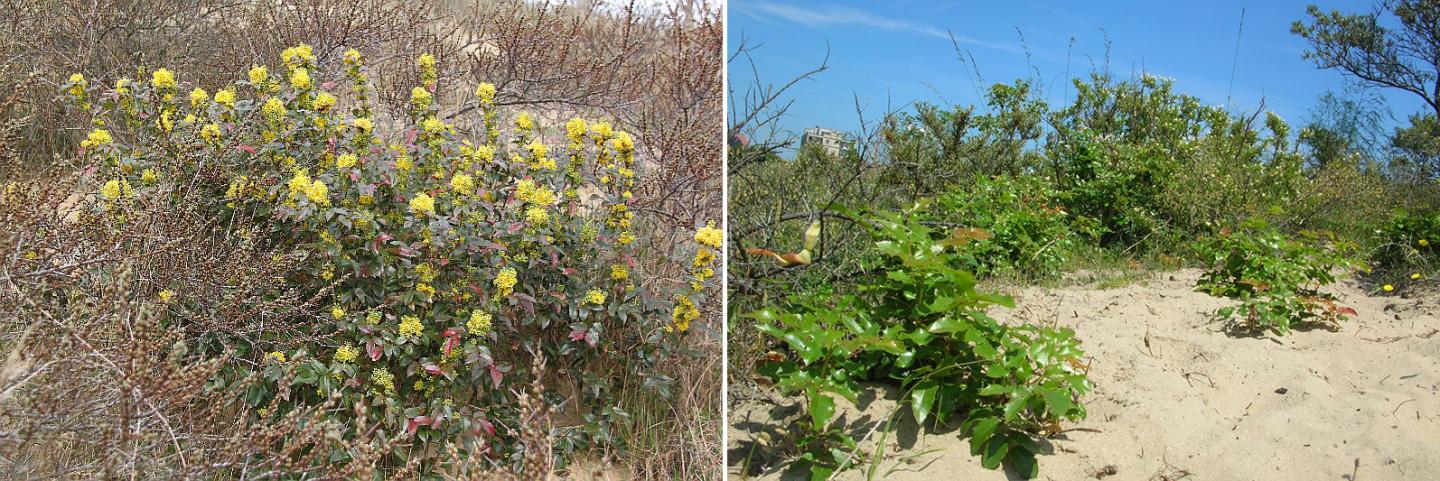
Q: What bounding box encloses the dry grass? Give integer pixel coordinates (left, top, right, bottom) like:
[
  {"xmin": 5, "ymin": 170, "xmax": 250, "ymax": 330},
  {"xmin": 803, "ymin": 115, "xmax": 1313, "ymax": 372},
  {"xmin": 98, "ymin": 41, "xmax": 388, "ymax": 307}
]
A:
[{"xmin": 0, "ymin": 0, "xmax": 721, "ymax": 478}]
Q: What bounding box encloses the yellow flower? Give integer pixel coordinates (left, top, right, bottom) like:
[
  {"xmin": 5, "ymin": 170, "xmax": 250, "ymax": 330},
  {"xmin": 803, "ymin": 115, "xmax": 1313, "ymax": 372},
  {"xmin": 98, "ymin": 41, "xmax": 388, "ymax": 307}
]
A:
[
  {"xmin": 151, "ymin": 68, "xmax": 176, "ymax": 90},
  {"xmin": 214, "ymin": 88, "xmax": 236, "ymax": 108},
  {"xmin": 352, "ymin": 117, "xmax": 373, "ymax": 132},
  {"xmin": 421, "ymin": 117, "xmax": 447, "ymax": 134},
  {"xmin": 200, "ymin": 123, "xmax": 221, "ymax": 142},
  {"xmin": 1412, "ymin": 273, "xmax": 1422, "ymax": 280},
  {"xmin": 450, "ymin": 173, "xmax": 474, "ymax": 194},
  {"xmin": 334, "ymin": 344, "xmax": 359, "ymax": 363},
  {"xmin": 336, "ymin": 153, "xmax": 358, "ymax": 169},
  {"xmin": 365, "ymin": 311, "xmax": 381, "ymax": 324},
  {"xmin": 515, "ymin": 112, "xmax": 534, "ymax": 131},
  {"xmin": 526, "ymin": 139, "xmax": 548, "ymax": 159},
  {"xmin": 670, "ymin": 295, "xmax": 699, "ymax": 332},
  {"xmin": 475, "ymin": 82, "xmax": 496, "ymax": 104},
  {"xmin": 565, "ymin": 118, "xmax": 588, "ymax": 141},
  {"xmin": 68, "ymin": 72, "xmax": 86, "ymax": 92},
  {"xmin": 313, "ymin": 91, "xmax": 337, "ymax": 111},
  {"xmin": 525, "ymin": 206, "xmax": 548, "ymax": 225},
  {"xmin": 280, "ymin": 44, "xmax": 315, "ymax": 67},
  {"xmin": 411, "ymin": 86, "xmax": 433, "ymax": 111},
  {"xmin": 416, "ymin": 283, "xmax": 435, "ymax": 299},
  {"xmin": 1421, "ymin": 239, "xmax": 1431, "ymax": 247},
  {"xmin": 114, "ymin": 78, "xmax": 130, "ymax": 95},
  {"xmin": 262, "ymin": 98, "xmax": 286, "ymax": 119},
  {"xmin": 399, "ymin": 315, "xmax": 424, "ymax": 338},
  {"xmin": 612, "ymin": 131, "xmax": 635, "ymax": 152},
  {"xmin": 158, "ymin": 289, "xmax": 176, "ymax": 303},
  {"xmin": 370, "ymin": 368, "xmax": 394, "ymax": 392},
  {"xmin": 410, "ymin": 193, "xmax": 435, "ymax": 216},
  {"xmin": 467, "ymin": 310, "xmax": 492, "ymax": 336},
  {"xmin": 585, "ymin": 289, "xmax": 606, "ymax": 305},
  {"xmin": 618, "ymin": 231, "xmax": 636, "ymax": 245},
  {"xmin": 265, "ymin": 351, "xmax": 287, "ymax": 364},
  {"xmin": 1383, "ymin": 284, "xmax": 1395, "ymax": 292},
  {"xmin": 305, "ymin": 180, "xmax": 330, "ymax": 205},
  {"xmin": 611, "ymin": 265, "xmax": 629, "ymax": 281},
  {"xmin": 591, "ymin": 121, "xmax": 613, "ymax": 138},
  {"xmin": 418, "ymin": 53, "xmax": 438, "ymax": 83},
  {"xmin": 288, "ymin": 169, "xmax": 313, "ymax": 196},
  {"xmin": 188, "ymin": 88, "xmax": 208, "ymax": 107},
  {"xmin": 474, "ymin": 145, "xmax": 496, "ymax": 163},
  {"xmin": 695, "ymin": 221, "xmax": 722, "ymax": 249},
  {"xmin": 494, "ymin": 267, "xmax": 518, "ymax": 297},
  {"xmin": 100, "ymin": 178, "xmax": 132, "ymax": 200},
  {"xmin": 331, "ymin": 306, "xmax": 346, "ymax": 320},
  {"xmin": 141, "ymin": 169, "xmax": 158, "ymax": 184},
  {"xmin": 343, "ymin": 48, "xmax": 363, "ymax": 65},
  {"xmin": 694, "ymin": 248, "xmax": 715, "ymax": 267},
  {"xmin": 248, "ymin": 65, "xmax": 269, "ymax": 85},
  {"xmin": 395, "ymin": 155, "xmax": 414, "ymax": 172},
  {"xmin": 81, "ymin": 129, "xmax": 113, "ymax": 149},
  {"xmin": 289, "ymin": 67, "xmax": 311, "ymax": 90}
]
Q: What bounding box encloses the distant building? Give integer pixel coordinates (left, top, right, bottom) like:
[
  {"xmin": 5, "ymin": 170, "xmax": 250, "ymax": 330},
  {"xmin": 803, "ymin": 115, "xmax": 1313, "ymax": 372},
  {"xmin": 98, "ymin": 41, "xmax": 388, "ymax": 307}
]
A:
[{"xmin": 801, "ymin": 127, "xmax": 852, "ymax": 157}]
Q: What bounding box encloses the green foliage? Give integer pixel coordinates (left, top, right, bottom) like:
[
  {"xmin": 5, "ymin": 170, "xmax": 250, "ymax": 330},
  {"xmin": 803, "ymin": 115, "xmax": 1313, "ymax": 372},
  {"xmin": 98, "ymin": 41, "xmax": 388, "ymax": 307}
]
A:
[
  {"xmin": 1194, "ymin": 219, "xmax": 1358, "ymax": 334},
  {"xmin": 1368, "ymin": 209, "xmax": 1439, "ymax": 285},
  {"xmin": 751, "ymin": 207, "xmax": 1090, "ymax": 480},
  {"xmin": 923, "ymin": 175, "xmax": 1080, "ymax": 278},
  {"xmin": 65, "ymin": 46, "xmax": 718, "ymax": 474}
]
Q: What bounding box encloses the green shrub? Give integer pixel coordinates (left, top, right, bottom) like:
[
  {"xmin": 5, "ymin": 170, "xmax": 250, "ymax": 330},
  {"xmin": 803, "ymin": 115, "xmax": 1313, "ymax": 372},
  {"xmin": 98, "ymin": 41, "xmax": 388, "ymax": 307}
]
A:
[
  {"xmin": 750, "ymin": 206, "xmax": 1090, "ymax": 480},
  {"xmin": 924, "ymin": 175, "xmax": 1080, "ymax": 278},
  {"xmin": 1194, "ymin": 219, "xmax": 1357, "ymax": 334},
  {"xmin": 1368, "ymin": 209, "xmax": 1439, "ymax": 288},
  {"xmin": 64, "ymin": 45, "xmax": 719, "ymax": 474}
]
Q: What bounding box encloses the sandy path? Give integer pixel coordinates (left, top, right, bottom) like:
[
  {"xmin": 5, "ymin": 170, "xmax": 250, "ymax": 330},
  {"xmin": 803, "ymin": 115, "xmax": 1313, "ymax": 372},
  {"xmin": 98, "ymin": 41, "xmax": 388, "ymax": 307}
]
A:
[{"xmin": 729, "ymin": 269, "xmax": 1440, "ymax": 481}]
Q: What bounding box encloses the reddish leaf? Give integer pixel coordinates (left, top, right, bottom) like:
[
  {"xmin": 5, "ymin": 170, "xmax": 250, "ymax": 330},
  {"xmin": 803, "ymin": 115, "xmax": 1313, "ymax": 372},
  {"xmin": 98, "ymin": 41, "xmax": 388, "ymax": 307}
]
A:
[
  {"xmin": 321, "ymin": 81, "xmax": 337, "ymax": 90},
  {"xmin": 507, "ymin": 222, "xmax": 524, "ymax": 234},
  {"xmin": 366, "ymin": 340, "xmax": 382, "ymax": 362},
  {"xmin": 423, "ymin": 363, "xmax": 444, "ymax": 376},
  {"xmin": 442, "ymin": 329, "xmax": 461, "ymax": 356},
  {"xmin": 405, "ymin": 128, "xmax": 418, "ymax": 145},
  {"xmin": 235, "ymin": 145, "xmax": 257, "ymax": 155},
  {"xmin": 569, "ymin": 328, "xmax": 587, "ymax": 342},
  {"xmin": 488, "ymin": 364, "xmax": 503, "ymax": 386},
  {"xmin": 1337, "ymin": 306, "xmax": 1358, "ymax": 317},
  {"xmin": 476, "ymin": 418, "xmax": 496, "ymax": 436}
]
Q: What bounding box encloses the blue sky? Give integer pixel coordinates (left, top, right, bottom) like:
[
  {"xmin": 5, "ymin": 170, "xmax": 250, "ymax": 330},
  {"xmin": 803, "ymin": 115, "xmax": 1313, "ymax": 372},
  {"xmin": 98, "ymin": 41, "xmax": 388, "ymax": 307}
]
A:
[{"xmin": 729, "ymin": 0, "xmax": 1427, "ymax": 144}]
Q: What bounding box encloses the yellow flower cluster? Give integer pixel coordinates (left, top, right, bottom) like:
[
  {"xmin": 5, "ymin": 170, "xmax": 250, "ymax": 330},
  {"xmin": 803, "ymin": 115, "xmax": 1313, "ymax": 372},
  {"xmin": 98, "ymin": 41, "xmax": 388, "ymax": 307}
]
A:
[
  {"xmin": 81, "ymin": 128, "xmax": 112, "ymax": 149},
  {"xmin": 287, "ymin": 170, "xmax": 329, "ymax": 206},
  {"xmin": 450, "ymin": 173, "xmax": 474, "ymax": 194},
  {"xmin": 331, "ymin": 306, "xmax": 346, "ymax": 320},
  {"xmin": 585, "ymin": 289, "xmax": 607, "ymax": 305},
  {"xmin": 249, "ymin": 65, "xmax": 269, "ymax": 85},
  {"xmin": 418, "ymin": 53, "xmax": 438, "ymax": 84},
  {"xmin": 671, "ymin": 296, "xmax": 699, "ymax": 333},
  {"xmin": 399, "ymin": 315, "xmax": 424, "ymax": 338},
  {"xmin": 494, "ymin": 267, "xmax": 518, "ymax": 297},
  {"xmin": 334, "ymin": 344, "xmax": 359, "ymax": 363},
  {"xmin": 214, "ymin": 88, "xmax": 236, "ymax": 108},
  {"xmin": 411, "ymin": 87, "xmax": 433, "ymax": 111},
  {"xmin": 344, "ymin": 48, "xmax": 363, "ymax": 66},
  {"xmin": 467, "ymin": 310, "xmax": 492, "ymax": 336},
  {"xmin": 262, "ymin": 98, "xmax": 286, "ymax": 120},
  {"xmin": 289, "ymin": 67, "xmax": 311, "ymax": 90},
  {"xmin": 611, "ymin": 265, "xmax": 629, "ymax": 281},
  {"xmin": 352, "ymin": 117, "xmax": 374, "ymax": 132},
  {"xmin": 101, "ymin": 178, "xmax": 133, "ymax": 200},
  {"xmin": 141, "ymin": 169, "xmax": 158, "ymax": 184},
  {"xmin": 515, "ymin": 179, "xmax": 557, "ymax": 206},
  {"xmin": 200, "ymin": 123, "xmax": 221, "ymax": 143},
  {"xmin": 475, "ymin": 82, "xmax": 496, "ymax": 104},
  {"xmin": 370, "ymin": 368, "xmax": 394, "ymax": 392},
  {"xmin": 280, "ymin": 43, "xmax": 315, "ymax": 68},
  {"xmin": 189, "ymin": 88, "xmax": 208, "ymax": 107},
  {"xmin": 314, "ymin": 91, "xmax": 337, "ymax": 111},
  {"xmin": 336, "ymin": 153, "xmax": 358, "ymax": 169},
  {"xmin": 695, "ymin": 221, "xmax": 723, "ymax": 249},
  {"xmin": 265, "ymin": 351, "xmax": 287, "ymax": 363},
  {"xmin": 515, "ymin": 112, "xmax": 535, "ymax": 132},
  {"xmin": 158, "ymin": 289, "xmax": 176, "ymax": 303},
  {"xmin": 151, "ymin": 68, "xmax": 176, "ymax": 90},
  {"xmin": 409, "ymin": 193, "xmax": 435, "ymax": 216},
  {"xmin": 525, "ymin": 206, "xmax": 549, "ymax": 225}
]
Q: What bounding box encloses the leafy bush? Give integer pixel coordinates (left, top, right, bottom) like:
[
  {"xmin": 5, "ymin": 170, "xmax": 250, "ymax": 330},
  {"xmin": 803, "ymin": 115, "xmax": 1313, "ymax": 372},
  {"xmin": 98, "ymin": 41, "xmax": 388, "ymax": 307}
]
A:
[
  {"xmin": 750, "ymin": 206, "xmax": 1090, "ymax": 480},
  {"xmin": 1194, "ymin": 219, "xmax": 1358, "ymax": 334},
  {"xmin": 923, "ymin": 175, "xmax": 1079, "ymax": 278},
  {"xmin": 1368, "ymin": 209, "xmax": 1439, "ymax": 287},
  {"xmin": 63, "ymin": 45, "xmax": 719, "ymax": 474}
]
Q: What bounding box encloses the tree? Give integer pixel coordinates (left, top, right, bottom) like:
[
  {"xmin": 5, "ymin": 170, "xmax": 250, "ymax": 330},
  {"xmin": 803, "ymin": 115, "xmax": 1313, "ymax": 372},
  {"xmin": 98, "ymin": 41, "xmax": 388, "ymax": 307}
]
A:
[{"xmin": 1291, "ymin": 1, "xmax": 1440, "ymax": 117}]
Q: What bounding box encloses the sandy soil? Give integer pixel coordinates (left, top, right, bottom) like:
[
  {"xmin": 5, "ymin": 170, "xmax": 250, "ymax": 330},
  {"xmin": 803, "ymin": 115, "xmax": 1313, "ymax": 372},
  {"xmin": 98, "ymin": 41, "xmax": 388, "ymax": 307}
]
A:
[{"xmin": 728, "ymin": 269, "xmax": 1440, "ymax": 481}]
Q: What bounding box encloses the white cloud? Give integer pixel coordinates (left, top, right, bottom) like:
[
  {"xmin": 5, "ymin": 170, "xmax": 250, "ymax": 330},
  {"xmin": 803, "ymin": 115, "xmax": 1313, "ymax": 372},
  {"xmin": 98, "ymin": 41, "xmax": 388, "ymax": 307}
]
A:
[{"xmin": 739, "ymin": 1, "xmax": 1023, "ymax": 54}]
